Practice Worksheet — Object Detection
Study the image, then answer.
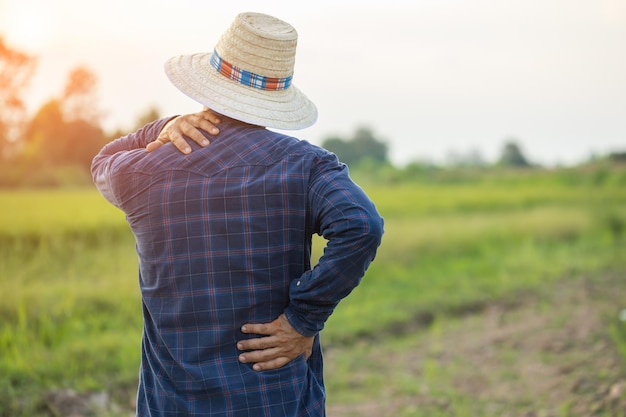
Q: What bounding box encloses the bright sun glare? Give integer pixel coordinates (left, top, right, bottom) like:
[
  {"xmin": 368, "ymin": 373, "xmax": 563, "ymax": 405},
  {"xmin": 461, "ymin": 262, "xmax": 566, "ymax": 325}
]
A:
[{"xmin": 2, "ymin": 5, "xmax": 50, "ymax": 51}]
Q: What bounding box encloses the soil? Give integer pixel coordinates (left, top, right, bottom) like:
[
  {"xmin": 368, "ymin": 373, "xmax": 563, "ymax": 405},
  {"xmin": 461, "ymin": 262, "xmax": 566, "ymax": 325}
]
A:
[
  {"xmin": 43, "ymin": 272, "xmax": 626, "ymax": 417},
  {"xmin": 325, "ymin": 271, "xmax": 626, "ymax": 416}
]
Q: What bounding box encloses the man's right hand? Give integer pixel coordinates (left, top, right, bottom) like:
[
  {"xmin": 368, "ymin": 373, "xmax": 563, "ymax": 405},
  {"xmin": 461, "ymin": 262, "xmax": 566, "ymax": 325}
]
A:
[
  {"xmin": 237, "ymin": 314, "xmax": 315, "ymax": 372},
  {"xmin": 146, "ymin": 109, "xmax": 221, "ymax": 154}
]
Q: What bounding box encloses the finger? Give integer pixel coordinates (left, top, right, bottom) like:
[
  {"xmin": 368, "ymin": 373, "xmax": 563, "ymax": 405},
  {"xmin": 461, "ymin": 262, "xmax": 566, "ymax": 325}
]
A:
[
  {"xmin": 237, "ymin": 335, "xmax": 279, "ymax": 352},
  {"xmin": 238, "ymin": 346, "xmax": 281, "ymax": 362},
  {"xmin": 238, "ymin": 347, "xmax": 288, "ymax": 369},
  {"xmin": 200, "ymin": 108, "xmax": 222, "ymax": 124},
  {"xmin": 171, "ymin": 139, "xmax": 191, "ymax": 154},
  {"xmin": 241, "ymin": 322, "xmax": 275, "ymax": 336},
  {"xmin": 181, "ymin": 121, "xmax": 213, "ymax": 146},
  {"xmin": 195, "ymin": 117, "xmax": 220, "ymax": 135},
  {"xmin": 249, "ymin": 356, "xmax": 291, "ymax": 372},
  {"xmin": 165, "ymin": 130, "xmax": 191, "ymax": 154},
  {"xmin": 146, "ymin": 140, "xmax": 165, "ymax": 152}
]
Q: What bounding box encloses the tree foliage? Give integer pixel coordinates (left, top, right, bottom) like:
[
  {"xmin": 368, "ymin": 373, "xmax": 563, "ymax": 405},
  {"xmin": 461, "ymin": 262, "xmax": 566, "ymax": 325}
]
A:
[
  {"xmin": 0, "ymin": 38, "xmax": 110, "ymax": 187},
  {"xmin": 499, "ymin": 140, "xmax": 531, "ymax": 168},
  {"xmin": 21, "ymin": 66, "xmax": 107, "ymax": 172},
  {"xmin": 62, "ymin": 66, "xmax": 101, "ymax": 122},
  {"xmin": 23, "ymin": 98, "xmax": 106, "ymax": 170},
  {"xmin": 0, "ymin": 37, "xmax": 36, "ymax": 159},
  {"xmin": 321, "ymin": 126, "xmax": 389, "ymax": 167}
]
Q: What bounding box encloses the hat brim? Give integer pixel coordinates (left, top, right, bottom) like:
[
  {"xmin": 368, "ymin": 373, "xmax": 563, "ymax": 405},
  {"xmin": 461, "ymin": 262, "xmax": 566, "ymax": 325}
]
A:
[{"xmin": 164, "ymin": 53, "xmax": 318, "ymax": 130}]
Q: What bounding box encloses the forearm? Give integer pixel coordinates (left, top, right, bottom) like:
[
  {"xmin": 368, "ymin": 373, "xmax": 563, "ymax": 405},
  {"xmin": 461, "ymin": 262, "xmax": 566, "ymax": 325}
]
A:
[
  {"xmin": 284, "ymin": 220, "xmax": 382, "ymax": 336},
  {"xmin": 285, "ymin": 156, "xmax": 384, "ymax": 336}
]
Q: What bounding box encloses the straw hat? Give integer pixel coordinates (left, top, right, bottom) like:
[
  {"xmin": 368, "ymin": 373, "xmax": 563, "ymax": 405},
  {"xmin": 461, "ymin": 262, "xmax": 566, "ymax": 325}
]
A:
[{"xmin": 164, "ymin": 12, "xmax": 317, "ymax": 130}]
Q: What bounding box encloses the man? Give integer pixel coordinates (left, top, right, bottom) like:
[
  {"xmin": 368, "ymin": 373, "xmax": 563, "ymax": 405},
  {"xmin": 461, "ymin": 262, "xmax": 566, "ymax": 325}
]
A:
[{"xmin": 92, "ymin": 12, "xmax": 383, "ymax": 417}]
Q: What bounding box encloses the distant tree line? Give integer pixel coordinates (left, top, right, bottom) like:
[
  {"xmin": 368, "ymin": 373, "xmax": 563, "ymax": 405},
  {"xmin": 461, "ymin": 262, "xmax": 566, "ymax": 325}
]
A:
[
  {"xmin": 3, "ymin": 36, "xmax": 618, "ymax": 189},
  {"xmin": 320, "ymin": 129, "xmax": 533, "ymax": 171}
]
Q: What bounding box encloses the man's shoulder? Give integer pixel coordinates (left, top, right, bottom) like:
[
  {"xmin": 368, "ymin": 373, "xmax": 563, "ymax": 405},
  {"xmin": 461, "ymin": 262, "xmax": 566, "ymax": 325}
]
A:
[{"xmin": 232, "ymin": 128, "xmax": 332, "ymax": 165}]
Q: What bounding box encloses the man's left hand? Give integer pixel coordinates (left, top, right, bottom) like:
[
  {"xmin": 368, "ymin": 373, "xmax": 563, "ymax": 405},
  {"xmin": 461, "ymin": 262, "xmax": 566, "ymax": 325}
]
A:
[
  {"xmin": 237, "ymin": 314, "xmax": 315, "ymax": 371},
  {"xmin": 146, "ymin": 109, "xmax": 221, "ymax": 154}
]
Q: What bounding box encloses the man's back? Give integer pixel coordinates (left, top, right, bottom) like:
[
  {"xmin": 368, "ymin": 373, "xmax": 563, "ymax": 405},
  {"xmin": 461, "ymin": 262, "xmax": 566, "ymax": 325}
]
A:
[{"xmin": 92, "ymin": 117, "xmax": 383, "ymax": 416}]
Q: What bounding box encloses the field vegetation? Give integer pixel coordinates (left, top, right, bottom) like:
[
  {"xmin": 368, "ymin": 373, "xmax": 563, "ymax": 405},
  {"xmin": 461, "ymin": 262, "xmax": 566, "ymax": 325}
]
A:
[{"xmin": 1, "ymin": 162, "xmax": 626, "ymax": 416}]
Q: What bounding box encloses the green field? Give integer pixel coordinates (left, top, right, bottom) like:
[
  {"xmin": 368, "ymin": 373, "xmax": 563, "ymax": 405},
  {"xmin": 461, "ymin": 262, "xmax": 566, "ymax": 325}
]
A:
[{"xmin": 1, "ymin": 165, "xmax": 626, "ymax": 416}]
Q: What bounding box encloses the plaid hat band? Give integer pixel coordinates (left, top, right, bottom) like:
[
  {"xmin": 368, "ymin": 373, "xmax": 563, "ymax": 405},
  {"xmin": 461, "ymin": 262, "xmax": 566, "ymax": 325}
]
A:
[{"xmin": 210, "ymin": 49, "xmax": 293, "ymax": 91}]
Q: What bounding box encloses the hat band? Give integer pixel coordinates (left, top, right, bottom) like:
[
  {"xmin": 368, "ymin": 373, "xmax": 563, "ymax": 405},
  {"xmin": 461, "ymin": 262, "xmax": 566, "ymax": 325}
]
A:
[{"xmin": 210, "ymin": 49, "xmax": 292, "ymax": 91}]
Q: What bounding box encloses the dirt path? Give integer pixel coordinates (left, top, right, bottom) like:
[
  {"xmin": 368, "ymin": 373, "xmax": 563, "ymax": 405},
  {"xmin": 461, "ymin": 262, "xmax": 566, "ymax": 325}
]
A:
[
  {"xmin": 42, "ymin": 272, "xmax": 626, "ymax": 416},
  {"xmin": 325, "ymin": 271, "xmax": 626, "ymax": 416}
]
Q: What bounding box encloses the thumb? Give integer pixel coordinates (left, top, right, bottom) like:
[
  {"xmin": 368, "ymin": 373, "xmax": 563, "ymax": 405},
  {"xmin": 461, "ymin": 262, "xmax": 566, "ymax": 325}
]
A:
[{"xmin": 146, "ymin": 140, "xmax": 165, "ymax": 152}]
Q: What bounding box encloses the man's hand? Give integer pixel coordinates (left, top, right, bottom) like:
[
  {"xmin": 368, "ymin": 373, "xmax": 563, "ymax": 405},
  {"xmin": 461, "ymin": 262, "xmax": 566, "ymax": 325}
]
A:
[
  {"xmin": 237, "ymin": 314, "xmax": 315, "ymax": 371},
  {"xmin": 146, "ymin": 109, "xmax": 221, "ymax": 154}
]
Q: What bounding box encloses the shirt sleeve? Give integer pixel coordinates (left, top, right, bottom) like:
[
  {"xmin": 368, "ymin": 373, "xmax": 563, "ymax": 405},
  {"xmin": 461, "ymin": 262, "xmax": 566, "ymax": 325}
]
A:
[
  {"xmin": 91, "ymin": 117, "xmax": 172, "ymax": 207},
  {"xmin": 284, "ymin": 152, "xmax": 384, "ymax": 336}
]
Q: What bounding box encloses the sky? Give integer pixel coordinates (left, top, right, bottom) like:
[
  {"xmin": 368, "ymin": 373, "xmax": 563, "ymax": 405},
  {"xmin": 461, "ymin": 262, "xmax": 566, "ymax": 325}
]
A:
[{"xmin": 1, "ymin": 0, "xmax": 625, "ymax": 166}]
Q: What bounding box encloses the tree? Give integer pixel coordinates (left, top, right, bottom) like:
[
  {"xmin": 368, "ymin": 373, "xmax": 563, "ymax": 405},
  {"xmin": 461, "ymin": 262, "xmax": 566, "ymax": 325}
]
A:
[
  {"xmin": 498, "ymin": 139, "xmax": 531, "ymax": 168},
  {"xmin": 59, "ymin": 66, "xmax": 108, "ymax": 168},
  {"xmin": 352, "ymin": 127, "xmax": 388, "ymax": 165},
  {"xmin": 321, "ymin": 135, "xmax": 352, "ymax": 163},
  {"xmin": 22, "ymin": 66, "xmax": 106, "ymax": 171},
  {"xmin": 321, "ymin": 126, "xmax": 389, "ymax": 167},
  {"xmin": 23, "ymin": 99, "xmax": 66, "ymax": 166},
  {"xmin": 134, "ymin": 106, "xmax": 162, "ymax": 129},
  {"xmin": 61, "ymin": 66, "xmax": 101, "ymax": 122},
  {"xmin": 107, "ymin": 106, "xmax": 163, "ymax": 142},
  {"xmin": 0, "ymin": 37, "xmax": 36, "ymax": 160}
]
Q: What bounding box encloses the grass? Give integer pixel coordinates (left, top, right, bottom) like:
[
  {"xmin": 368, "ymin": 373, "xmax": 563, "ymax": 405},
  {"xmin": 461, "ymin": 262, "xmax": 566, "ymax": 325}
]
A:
[
  {"xmin": 0, "ymin": 188, "xmax": 128, "ymax": 237},
  {"xmin": 0, "ymin": 190, "xmax": 140, "ymax": 412},
  {"xmin": 322, "ymin": 203, "xmax": 625, "ymax": 345},
  {"xmin": 323, "ymin": 270, "xmax": 626, "ymax": 416},
  {"xmin": 1, "ymin": 165, "xmax": 626, "ymax": 415}
]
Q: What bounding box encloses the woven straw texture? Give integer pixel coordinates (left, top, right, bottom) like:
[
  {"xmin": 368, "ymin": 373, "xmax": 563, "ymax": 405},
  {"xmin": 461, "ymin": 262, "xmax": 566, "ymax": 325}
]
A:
[{"xmin": 164, "ymin": 12, "xmax": 317, "ymax": 130}]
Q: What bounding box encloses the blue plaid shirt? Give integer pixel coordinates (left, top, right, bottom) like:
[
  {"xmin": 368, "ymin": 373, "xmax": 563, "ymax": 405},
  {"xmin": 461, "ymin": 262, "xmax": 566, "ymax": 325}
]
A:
[{"xmin": 91, "ymin": 117, "xmax": 383, "ymax": 417}]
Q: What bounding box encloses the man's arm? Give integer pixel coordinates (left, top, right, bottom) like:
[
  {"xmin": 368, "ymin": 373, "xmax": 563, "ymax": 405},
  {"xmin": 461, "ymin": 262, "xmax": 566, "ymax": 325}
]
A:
[
  {"xmin": 91, "ymin": 109, "xmax": 220, "ymax": 206},
  {"xmin": 237, "ymin": 152, "xmax": 384, "ymax": 371},
  {"xmin": 284, "ymin": 152, "xmax": 384, "ymax": 335},
  {"xmin": 91, "ymin": 117, "xmax": 171, "ymax": 207}
]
